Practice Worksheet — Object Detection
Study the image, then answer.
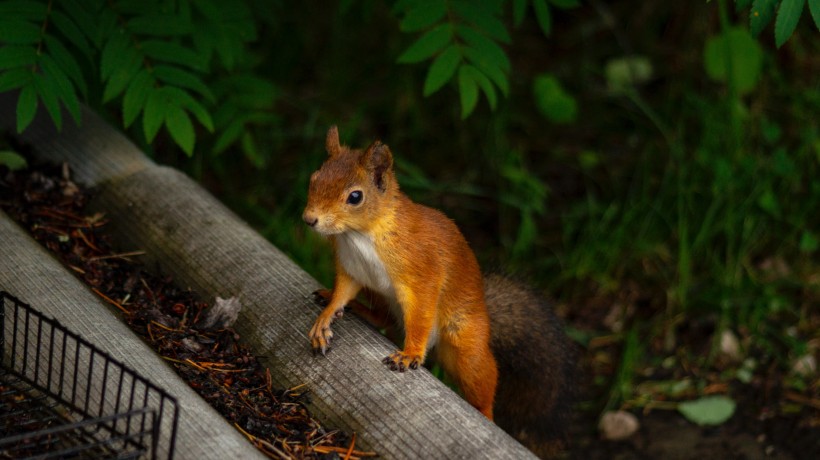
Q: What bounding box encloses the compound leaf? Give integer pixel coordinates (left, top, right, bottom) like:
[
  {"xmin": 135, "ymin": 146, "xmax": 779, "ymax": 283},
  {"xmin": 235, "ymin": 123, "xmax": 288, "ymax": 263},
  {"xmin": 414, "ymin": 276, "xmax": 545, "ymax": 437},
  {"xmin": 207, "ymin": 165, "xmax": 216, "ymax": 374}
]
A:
[
  {"xmin": 457, "ymin": 25, "xmax": 510, "ymax": 71},
  {"xmin": 457, "ymin": 65, "xmax": 479, "ymax": 118},
  {"xmin": 0, "ymin": 67, "xmax": 31, "ymax": 92},
  {"xmin": 143, "ymin": 88, "xmax": 167, "ymax": 142},
  {"xmin": 123, "ymin": 69, "xmax": 153, "ymax": 128},
  {"xmin": 398, "ymin": 24, "xmax": 453, "ymax": 63},
  {"xmin": 462, "ymin": 63, "xmax": 497, "ymax": 109},
  {"xmin": 463, "ymin": 46, "xmax": 509, "ymax": 95},
  {"xmin": 33, "ymin": 73, "xmax": 62, "ymax": 130},
  {"xmin": 16, "ymin": 82, "xmax": 38, "ymax": 133},
  {"xmin": 0, "ymin": 45, "xmax": 37, "ymax": 70},
  {"xmin": 165, "ymin": 103, "xmax": 195, "ymax": 155},
  {"xmin": 750, "ymin": 0, "xmax": 778, "ymax": 36},
  {"xmin": 153, "ymin": 65, "xmax": 214, "ymax": 101},
  {"xmin": 423, "ymin": 45, "xmax": 461, "ymax": 96},
  {"xmin": 399, "ymin": 0, "xmax": 447, "ymax": 32},
  {"xmin": 533, "ymin": 0, "xmax": 552, "ymax": 36},
  {"xmin": 810, "ymin": 0, "xmax": 820, "ymax": 30}
]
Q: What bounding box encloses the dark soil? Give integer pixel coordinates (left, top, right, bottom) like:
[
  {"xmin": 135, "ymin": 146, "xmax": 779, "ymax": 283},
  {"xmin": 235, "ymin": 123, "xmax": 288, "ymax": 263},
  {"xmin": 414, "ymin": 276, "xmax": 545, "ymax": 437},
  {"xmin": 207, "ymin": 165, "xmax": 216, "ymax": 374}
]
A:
[
  {"xmin": 0, "ymin": 163, "xmax": 372, "ymax": 460},
  {"xmin": 561, "ymin": 288, "xmax": 820, "ymax": 460}
]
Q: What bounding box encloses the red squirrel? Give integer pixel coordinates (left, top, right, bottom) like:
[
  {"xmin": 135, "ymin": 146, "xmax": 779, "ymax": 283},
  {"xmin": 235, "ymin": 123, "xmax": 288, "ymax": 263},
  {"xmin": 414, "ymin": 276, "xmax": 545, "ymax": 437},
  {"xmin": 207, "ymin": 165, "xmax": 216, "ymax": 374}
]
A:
[{"xmin": 303, "ymin": 126, "xmax": 575, "ymax": 458}]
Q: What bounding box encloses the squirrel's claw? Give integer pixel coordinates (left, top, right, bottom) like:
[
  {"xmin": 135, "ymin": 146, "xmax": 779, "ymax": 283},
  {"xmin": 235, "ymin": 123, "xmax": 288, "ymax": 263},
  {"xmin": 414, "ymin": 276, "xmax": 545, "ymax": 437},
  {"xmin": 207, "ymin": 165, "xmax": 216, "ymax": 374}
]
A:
[
  {"xmin": 383, "ymin": 351, "xmax": 422, "ymax": 372},
  {"xmin": 309, "ymin": 314, "xmax": 336, "ymax": 356}
]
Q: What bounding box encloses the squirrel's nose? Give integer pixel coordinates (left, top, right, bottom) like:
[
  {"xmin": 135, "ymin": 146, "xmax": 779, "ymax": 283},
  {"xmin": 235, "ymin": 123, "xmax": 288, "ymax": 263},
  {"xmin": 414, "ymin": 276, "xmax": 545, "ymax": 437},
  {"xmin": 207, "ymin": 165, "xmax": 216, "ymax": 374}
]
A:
[{"xmin": 303, "ymin": 213, "xmax": 318, "ymax": 227}]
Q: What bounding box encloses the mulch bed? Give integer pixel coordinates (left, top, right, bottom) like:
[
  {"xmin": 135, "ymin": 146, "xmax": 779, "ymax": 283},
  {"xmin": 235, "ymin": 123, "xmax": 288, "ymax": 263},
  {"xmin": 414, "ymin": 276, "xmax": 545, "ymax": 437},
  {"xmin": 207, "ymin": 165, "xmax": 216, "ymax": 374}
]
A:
[{"xmin": 0, "ymin": 162, "xmax": 374, "ymax": 460}]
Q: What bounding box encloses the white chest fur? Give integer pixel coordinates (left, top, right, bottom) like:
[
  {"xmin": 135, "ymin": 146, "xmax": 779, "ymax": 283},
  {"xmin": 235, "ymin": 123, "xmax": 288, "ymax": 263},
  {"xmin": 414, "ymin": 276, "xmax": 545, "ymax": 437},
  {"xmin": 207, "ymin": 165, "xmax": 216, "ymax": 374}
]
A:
[{"xmin": 336, "ymin": 231, "xmax": 395, "ymax": 299}]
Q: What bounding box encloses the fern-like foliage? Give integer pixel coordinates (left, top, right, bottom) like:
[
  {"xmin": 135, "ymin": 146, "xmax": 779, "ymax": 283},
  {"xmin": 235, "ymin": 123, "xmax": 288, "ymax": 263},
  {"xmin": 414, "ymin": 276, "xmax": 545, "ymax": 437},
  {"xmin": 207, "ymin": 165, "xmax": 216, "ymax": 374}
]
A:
[
  {"xmin": 394, "ymin": 0, "xmax": 578, "ymax": 119},
  {"xmin": 738, "ymin": 0, "xmax": 820, "ymax": 47},
  {"xmin": 0, "ymin": 0, "xmax": 266, "ymax": 156}
]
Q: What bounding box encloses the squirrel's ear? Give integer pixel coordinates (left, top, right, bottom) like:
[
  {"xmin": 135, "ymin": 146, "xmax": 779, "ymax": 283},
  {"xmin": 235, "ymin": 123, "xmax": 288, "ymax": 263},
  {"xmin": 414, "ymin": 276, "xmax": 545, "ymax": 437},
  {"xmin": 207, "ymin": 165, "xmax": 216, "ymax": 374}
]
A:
[
  {"xmin": 326, "ymin": 125, "xmax": 341, "ymax": 158},
  {"xmin": 362, "ymin": 141, "xmax": 393, "ymax": 192}
]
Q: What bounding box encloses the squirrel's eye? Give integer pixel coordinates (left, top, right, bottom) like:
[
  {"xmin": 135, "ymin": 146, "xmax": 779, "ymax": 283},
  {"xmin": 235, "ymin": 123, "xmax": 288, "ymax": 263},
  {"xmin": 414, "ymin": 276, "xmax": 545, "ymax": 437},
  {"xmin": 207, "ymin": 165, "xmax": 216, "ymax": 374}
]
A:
[{"xmin": 346, "ymin": 190, "xmax": 363, "ymax": 205}]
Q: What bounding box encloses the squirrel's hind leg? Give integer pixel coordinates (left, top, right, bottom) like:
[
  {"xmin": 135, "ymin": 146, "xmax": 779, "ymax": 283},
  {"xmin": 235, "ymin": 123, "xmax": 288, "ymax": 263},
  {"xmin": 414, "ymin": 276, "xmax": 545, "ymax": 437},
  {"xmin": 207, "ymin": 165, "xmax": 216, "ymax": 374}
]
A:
[{"xmin": 436, "ymin": 329, "xmax": 498, "ymax": 420}]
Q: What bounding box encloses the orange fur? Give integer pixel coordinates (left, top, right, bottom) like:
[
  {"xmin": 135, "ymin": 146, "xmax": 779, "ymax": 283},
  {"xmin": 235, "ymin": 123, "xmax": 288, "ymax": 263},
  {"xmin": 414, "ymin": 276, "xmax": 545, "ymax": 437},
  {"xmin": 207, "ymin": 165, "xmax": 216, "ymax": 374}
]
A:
[{"xmin": 303, "ymin": 126, "xmax": 498, "ymax": 418}]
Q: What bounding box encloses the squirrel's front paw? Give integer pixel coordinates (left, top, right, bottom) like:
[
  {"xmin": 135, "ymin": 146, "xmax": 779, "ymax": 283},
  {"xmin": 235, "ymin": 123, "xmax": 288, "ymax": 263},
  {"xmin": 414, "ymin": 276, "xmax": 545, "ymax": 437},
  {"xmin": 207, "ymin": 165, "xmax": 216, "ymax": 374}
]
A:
[
  {"xmin": 309, "ymin": 314, "xmax": 337, "ymax": 355},
  {"xmin": 382, "ymin": 351, "xmax": 422, "ymax": 372}
]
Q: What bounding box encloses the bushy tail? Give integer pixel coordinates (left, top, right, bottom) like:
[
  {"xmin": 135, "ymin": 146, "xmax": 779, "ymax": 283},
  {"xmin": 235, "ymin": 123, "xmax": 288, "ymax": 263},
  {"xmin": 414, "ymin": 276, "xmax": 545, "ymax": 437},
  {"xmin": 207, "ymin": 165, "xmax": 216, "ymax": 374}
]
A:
[{"xmin": 484, "ymin": 274, "xmax": 577, "ymax": 459}]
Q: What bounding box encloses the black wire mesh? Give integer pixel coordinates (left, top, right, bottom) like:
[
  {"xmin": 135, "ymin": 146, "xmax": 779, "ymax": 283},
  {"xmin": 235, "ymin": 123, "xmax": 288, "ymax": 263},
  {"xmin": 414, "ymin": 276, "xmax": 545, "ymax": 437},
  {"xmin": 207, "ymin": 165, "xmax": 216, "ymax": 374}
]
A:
[{"xmin": 1, "ymin": 291, "xmax": 178, "ymax": 459}]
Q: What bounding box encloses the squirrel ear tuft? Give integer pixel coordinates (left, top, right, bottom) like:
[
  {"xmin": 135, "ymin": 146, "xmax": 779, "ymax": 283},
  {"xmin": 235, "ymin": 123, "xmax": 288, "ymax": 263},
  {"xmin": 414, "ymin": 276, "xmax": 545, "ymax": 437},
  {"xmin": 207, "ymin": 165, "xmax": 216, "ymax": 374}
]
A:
[
  {"xmin": 363, "ymin": 141, "xmax": 393, "ymax": 192},
  {"xmin": 326, "ymin": 125, "xmax": 341, "ymax": 158}
]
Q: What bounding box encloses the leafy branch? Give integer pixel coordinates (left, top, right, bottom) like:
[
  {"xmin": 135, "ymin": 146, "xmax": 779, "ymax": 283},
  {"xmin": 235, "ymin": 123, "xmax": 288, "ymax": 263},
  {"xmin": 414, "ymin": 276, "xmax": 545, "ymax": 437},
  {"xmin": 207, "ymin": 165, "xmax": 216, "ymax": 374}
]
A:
[
  {"xmin": 736, "ymin": 0, "xmax": 820, "ymax": 47},
  {"xmin": 394, "ymin": 0, "xmax": 578, "ymax": 119},
  {"xmin": 0, "ymin": 0, "xmax": 265, "ymax": 157}
]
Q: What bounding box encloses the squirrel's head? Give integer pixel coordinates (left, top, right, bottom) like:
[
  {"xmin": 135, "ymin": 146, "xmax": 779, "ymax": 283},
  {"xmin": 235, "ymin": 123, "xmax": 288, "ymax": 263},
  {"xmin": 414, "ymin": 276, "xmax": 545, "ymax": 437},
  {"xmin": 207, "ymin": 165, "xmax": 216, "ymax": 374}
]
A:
[{"xmin": 302, "ymin": 125, "xmax": 397, "ymax": 235}]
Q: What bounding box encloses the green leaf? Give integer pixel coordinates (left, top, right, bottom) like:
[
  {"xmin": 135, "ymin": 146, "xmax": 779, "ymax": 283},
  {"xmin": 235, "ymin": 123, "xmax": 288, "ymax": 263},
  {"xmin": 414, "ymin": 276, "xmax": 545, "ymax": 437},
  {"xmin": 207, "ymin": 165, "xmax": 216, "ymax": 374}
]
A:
[
  {"xmin": 16, "ymin": 83, "xmax": 38, "ymax": 133},
  {"xmin": 165, "ymin": 104, "xmax": 195, "ymax": 155},
  {"xmin": 513, "ymin": 0, "xmax": 527, "ymax": 27},
  {"xmin": 100, "ymin": 30, "xmax": 130, "ymax": 80},
  {"xmin": 462, "ymin": 64, "xmax": 497, "ymax": 109},
  {"xmin": 123, "ymin": 69, "xmax": 153, "ymax": 128},
  {"xmin": 399, "ymin": 0, "xmax": 447, "ymax": 32},
  {"xmin": 153, "ymin": 65, "xmax": 214, "ymax": 101},
  {"xmin": 0, "ymin": 150, "xmax": 28, "ymax": 170},
  {"xmin": 39, "ymin": 54, "xmax": 81, "ymax": 125},
  {"xmin": 0, "ymin": 45, "xmax": 38, "ymax": 70},
  {"xmin": 43, "ymin": 36, "xmax": 87, "ymax": 97},
  {"xmin": 456, "ymin": 25, "xmax": 510, "ymax": 71},
  {"xmin": 678, "ymin": 396, "xmax": 736, "ymax": 426},
  {"xmin": 165, "ymin": 86, "xmax": 214, "ymax": 132},
  {"xmin": 213, "ymin": 117, "xmax": 246, "ymax": 154},
  {"xmin": 750, "ymin": 0, "xmax": 778, "ymax": 36},
  {"xmin": 143, "ymin": 88, "xmax": 167, "ymax": 142},
  {"xmin": 102, "ymin": 48, "xmax": 142, "ymax": 102},
  {"xmin": 457, "ymin": 66, "xmax": 479, "ymax": 118},
  {"xmin": 703, "ymin": 27, "xmax": 763, "ymax": 94},
  {"xmin": 33, "ymin": 73, "xmax": 62, "ymax": 130},
  {"xmin": 452, "ymin": 0, "xmax": 511, "ymax": 43},
  {"xmin": 0, "ymin": 68, "xmax": 32, "ymax": 92},
  {"xmin": 533, "ymin": 73, "xmax": 577, "ymax": 124},
  {"xmin": 127, "ymin": 15, "xmax": 192, "ymax": 36},
  {"xmin": 423, "ymin": 45, "xmax": 461, "ymax": 96},
  {"xmin": 141, "ymin": 40, "xmax": 205, "ymax": 71},
  {"xmin": 463, "ymin": 46, "xmax": 509, "ymax": 95},
  {"xmin": 241, "ymin": 131, "xmax": 265, "ymax": 167},
  {"xmin": 398, "ymin": 24, "xmax": 453, "ymax": 64},
  {"xmin": 775, "ymin": 0, "xmax": 805, "ymax": 47},
  {"xmin": 62, "ymin": 0, "xmax": 103, "ymax": 49},
  {"xmin": 0, "ymin": 19, "xmax": 42, "ymax": 44},
  {"xmin": 533, "ymin": 0, "xmax": 552, "ymax": 36},
  {"xmin": 50, "ymin": 10, "xmax": 91, "ymax": 53},
  {"xmin": 810, "ymin": 0, "xmax": 820, "ymax": 30}
]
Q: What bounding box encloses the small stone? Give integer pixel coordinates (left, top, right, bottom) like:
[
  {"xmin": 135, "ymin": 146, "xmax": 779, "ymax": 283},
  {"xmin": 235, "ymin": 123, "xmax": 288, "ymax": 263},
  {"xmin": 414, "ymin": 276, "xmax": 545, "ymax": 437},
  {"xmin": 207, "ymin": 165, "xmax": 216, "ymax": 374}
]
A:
[
  {"xmin": 599, "ymin": 410, "xmax": 640, "ymax": 441},
  {"xmin": 791, "ymin": 354, "xmax": 816, "ymax": 377},
  {"xmin": 719, "ymin": 329, "xmax": 741, "ymax": 361},
  {"xmin": 196, "ymin": 296, "xmax": 242, "ymax": 329}
]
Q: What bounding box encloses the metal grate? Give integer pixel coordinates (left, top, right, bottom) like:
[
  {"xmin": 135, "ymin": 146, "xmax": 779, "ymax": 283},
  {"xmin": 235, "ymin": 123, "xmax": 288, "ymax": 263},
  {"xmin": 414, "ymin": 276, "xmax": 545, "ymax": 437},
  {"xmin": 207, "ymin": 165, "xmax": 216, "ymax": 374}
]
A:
[{"xmin": 1, "ymin": 291, "xmax": 178, "ymax": 459}]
